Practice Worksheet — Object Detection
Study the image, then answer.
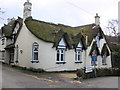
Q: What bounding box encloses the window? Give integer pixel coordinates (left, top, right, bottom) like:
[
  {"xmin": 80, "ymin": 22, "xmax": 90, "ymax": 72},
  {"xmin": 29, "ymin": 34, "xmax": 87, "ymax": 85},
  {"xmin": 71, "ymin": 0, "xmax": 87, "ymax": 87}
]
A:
[
  {"xmin": 2, "ymin": 38, "xmax": 5, "ymax": 45},
  {"xmin": 95, "ymin": 33, "xmax": 100, "ymax": 48},
  {"xmin": 2, "ymin": 51, "xmax": 5, "ymax": 60},
  {"xmin": 13, "ymin": 23, "xmax": 19, "ymax": 34},
  {"xmin": 56, "ymin": 49, "xmax": 65, "ymax": 63},
  {"xmin": 56, "ymin": 38, "xmax": 66, "ymax": 64},
  {"xmin": 75, "ymin": 48, "xmax": 82, "ymax": 63},
  {"xmin": 75, "ymin": 42, "xmax": 82, "ymax": 63},
  {"xmin": 102, "ymin": 53, "xmax": 107, "ymax": 65},
  {"xmin": 32, "ymin": 42, "xmax": 39, "ymax": 62},
  {"xmin": 16, "ymin": 45, "xmax": 19, "ymax": 63},
  {"xmin": 91, "ymin": 50, "xmax": 97, "ymax": 66}
]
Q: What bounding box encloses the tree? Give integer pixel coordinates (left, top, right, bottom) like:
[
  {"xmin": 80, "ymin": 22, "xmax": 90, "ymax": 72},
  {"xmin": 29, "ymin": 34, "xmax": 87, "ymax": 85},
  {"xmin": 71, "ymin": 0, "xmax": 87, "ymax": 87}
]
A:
[{"xmin": 106, "ymin": 19, "xmax": 118, "ymax": 36}]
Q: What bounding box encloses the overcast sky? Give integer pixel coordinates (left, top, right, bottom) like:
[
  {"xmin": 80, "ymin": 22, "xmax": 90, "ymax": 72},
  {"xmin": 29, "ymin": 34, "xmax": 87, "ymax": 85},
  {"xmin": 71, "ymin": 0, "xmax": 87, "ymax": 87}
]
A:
[{"xmin": 0, "ymin": 0, "xmax": 119, "ymax": 35}]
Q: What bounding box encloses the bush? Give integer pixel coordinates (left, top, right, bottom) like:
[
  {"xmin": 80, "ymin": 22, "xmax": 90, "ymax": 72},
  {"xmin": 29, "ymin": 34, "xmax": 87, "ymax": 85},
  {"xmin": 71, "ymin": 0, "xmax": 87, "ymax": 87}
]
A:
[
  {"xmin": 27, "ymin": 67, "xmax": 45, "ymax": 73},
  {"xmin": 112, "ymin": 52, "xmax": 120, "ymax": 68},
  {"xmin": 76, "ymin": 68, "xmax": 120, "ymax": 79}
]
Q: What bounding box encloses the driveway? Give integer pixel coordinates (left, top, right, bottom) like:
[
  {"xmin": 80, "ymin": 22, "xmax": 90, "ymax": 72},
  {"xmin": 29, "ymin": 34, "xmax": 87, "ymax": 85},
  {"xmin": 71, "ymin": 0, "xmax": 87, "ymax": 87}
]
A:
[{"xmin": 1, "ymin": 62, "xmax": 119, "ymax": 88}]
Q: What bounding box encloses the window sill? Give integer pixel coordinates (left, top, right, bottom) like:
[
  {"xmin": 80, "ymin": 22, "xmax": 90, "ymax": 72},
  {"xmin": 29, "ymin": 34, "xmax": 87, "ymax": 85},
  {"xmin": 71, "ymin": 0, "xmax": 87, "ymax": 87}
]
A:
[
  {"xmin": 56, "ymin": 61, "xmax": 66, "ymax": 64},
  {"xmin": 31, "ymin": 60, "xmax": 39, "ymax": 63},
  {"xmin": 91, "ymin": 64, "xmax": 97, "ymax": 66},
  {"xmin": 75, "ymin": 61, "xmax": 83, "ymax": 63},
  {"xmin": 102, "ymin": 64, "xmax": 107, "ymax": 65}
]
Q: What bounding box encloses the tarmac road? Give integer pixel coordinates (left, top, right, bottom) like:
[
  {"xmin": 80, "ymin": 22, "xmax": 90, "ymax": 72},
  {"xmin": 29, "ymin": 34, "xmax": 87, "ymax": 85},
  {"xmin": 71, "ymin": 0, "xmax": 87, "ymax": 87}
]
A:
[{"xmin": 1, "ymin": 62, "xmax": 119, "ymax": 88}]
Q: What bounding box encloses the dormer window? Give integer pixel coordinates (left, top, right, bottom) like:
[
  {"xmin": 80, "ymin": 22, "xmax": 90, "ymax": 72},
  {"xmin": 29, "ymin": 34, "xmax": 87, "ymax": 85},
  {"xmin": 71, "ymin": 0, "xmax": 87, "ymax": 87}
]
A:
[
  {"xmin": 75, "ymin": 42, "xmax": 83, "ymax": 63},
  {"xmin": 56, "ymin": 38, "xmax": 66, "ymax": 64},
  {"xmin": 95, "ymin": 33, "xmax": 100, "ymax": 48},
  {"xmin": 13, "ymin": 23, "xmax": 20, "ymax": 34},
  {"xmin": 2, "ymin": 38, "xmax": 5, "ymax": 45}
]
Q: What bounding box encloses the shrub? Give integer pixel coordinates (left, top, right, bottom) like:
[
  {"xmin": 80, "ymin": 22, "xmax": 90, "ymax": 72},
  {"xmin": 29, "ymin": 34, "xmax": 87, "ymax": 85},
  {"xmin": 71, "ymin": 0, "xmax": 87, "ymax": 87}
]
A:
[
  {"xmin": 76, "ymin": 68, "xmax": 120, "ymax": 79},
  {"xmin": 112, "ymin": 52, "xmax": 120, "ymax": 68},
  {"xmin": 27, "ymin": 67, "xmax": 45, "ymax": 73}
]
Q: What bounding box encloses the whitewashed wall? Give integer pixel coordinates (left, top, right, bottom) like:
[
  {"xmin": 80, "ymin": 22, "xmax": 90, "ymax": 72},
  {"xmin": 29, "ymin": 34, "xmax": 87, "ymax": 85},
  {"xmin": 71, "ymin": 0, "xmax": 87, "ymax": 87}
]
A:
[
  {"xmin": 86, "ymin": 36, "xmax": 112, "ymax": 68},
  {"xmin": 14, "ymin": 23, "xmax": 85, "ymax": 71}
]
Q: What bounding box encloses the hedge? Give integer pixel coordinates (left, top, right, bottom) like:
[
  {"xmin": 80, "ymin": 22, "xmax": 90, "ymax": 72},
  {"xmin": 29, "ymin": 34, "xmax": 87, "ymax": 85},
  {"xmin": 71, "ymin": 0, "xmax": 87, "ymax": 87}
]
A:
[
  {"xmin": 111, "ymin": 52, "xmax": 120, "ymax": 68},
  {"xmin": 76, "ymin": 68, "xmax": 120, "ymax": 79}
]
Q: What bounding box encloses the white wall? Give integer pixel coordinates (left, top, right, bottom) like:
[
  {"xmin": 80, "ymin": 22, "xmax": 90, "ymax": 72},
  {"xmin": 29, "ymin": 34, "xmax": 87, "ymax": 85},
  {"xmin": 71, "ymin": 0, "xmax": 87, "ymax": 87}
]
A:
[
  {"xmin": 0, "ymin": 37, "xmax": 6, "ymax": 60},
  {"xmin": 86, "ymin": 36, "xmax": 112, "ymax": 68},
  {"xmin": 14, "ymin": 22, "xmax": 112, "ymax": 71},
  {"xmin": 14, "ymin": 23, "xmax": 85, "ymax": 71}
]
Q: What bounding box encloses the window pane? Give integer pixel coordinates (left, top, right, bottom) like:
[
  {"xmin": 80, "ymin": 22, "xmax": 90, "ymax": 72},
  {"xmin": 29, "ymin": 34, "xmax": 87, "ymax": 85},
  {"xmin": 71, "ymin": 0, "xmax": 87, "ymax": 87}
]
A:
[
  {"xmin": 78, "ymin": 55, "xmax": 80, "ymax": 61},
  {"xmin": 57, "ymin": 52, "xmax": 59, "ymax": 61},
  {"xmin": 34, "ymin": 52, "xmax": 38, "ymax": 60},
  {"xmin": 61, "ymin": 50, "xmax": 64, "ymax": 53},
  {"xmin": 61, "ymin": 54, "xmax": 64, "ymax": 61},
  {"xmin": 102, "ymin": 55, "xmax": 106, "ymax": 65},
  {"xmin": 56, "ymin": 49, "xmax": 64, "ymax": 62},
  {"xmin": 57, "ymin": 50, "xmax": 59, "ymax": 54},
  {"xmin": 34, "ymin": 46, "xmax": 38, "ymax": 51},
  {"xmin": 75, "ymin": 52, "xmax": 77, "ymax": 61}
]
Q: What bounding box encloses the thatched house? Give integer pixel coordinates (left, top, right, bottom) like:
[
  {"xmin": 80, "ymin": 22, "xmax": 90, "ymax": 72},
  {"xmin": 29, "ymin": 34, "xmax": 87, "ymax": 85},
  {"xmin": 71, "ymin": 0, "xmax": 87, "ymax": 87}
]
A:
[{"xmin": 0, "ymin": 0, "xmax": 111, "ymax": 71}]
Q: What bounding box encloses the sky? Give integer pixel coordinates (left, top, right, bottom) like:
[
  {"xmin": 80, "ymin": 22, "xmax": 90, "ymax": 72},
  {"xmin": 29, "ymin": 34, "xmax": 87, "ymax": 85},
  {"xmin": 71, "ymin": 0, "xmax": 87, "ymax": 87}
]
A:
[{"xmin": 0, "ymin": 0, "xmax": 119, "ymax": 35}]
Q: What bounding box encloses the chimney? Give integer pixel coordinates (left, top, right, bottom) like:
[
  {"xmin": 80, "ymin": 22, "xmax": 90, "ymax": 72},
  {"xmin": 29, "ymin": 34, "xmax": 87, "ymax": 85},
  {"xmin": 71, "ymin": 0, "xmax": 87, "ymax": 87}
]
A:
[
  {"xmin": 95, "ymin": 13, "xmax": 100, "ymax": 26},
  {"xmin": 23, "ymin": 0, "xmax": 32, "ymax": 20}
]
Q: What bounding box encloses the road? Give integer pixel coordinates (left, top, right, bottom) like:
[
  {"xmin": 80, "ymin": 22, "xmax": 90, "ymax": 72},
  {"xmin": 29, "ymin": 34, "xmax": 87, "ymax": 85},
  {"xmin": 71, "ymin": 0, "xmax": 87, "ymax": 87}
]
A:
[{"xmin": 1, "ymin": 62, "xmax": 119, "ymax": 88}]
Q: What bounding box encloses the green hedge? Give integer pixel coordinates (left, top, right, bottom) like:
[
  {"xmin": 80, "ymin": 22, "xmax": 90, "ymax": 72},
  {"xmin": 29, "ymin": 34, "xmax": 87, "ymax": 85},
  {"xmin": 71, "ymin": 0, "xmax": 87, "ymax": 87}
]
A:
[
  {"xmin": 76, "ymin": 68, "xmax": 120, "ymax": 79},
  {"xmin": 111, "ymin": 52, "xmax": 120, "ymax": 68},
  {"xmin": 11, "ymin": 65, "xmax": 45, "ymax": 73}
]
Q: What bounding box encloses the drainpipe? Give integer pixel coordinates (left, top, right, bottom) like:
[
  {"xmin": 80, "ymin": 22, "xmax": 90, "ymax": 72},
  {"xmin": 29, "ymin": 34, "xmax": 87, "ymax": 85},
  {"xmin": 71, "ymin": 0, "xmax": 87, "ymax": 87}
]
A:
[{"xmin": 84, "ymin": 36, "xmax": 88, "ymax": 68}]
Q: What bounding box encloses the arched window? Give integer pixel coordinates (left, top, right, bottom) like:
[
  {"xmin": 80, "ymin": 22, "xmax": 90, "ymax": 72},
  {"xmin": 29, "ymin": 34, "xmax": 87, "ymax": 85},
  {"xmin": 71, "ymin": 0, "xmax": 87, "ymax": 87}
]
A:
[
  {"xmin": 102, "ymin": 52, "xmax": 107, "ymax": 65},
  {"xmin": 32, "ymin": 42, "xmax": 39, "ymax": 61}
]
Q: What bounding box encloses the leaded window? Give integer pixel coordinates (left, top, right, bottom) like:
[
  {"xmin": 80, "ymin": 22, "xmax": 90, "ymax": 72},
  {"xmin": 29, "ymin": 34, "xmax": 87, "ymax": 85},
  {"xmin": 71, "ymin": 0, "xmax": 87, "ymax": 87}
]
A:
[{"xmin": 32, "ymin": 42, "xmax": 39, "ymax": 61}]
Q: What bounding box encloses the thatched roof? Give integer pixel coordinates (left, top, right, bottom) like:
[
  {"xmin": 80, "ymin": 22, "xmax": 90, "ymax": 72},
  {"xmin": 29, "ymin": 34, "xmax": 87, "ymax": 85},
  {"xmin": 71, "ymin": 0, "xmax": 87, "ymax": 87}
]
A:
[
  {"xmin": 25, "ymin": 17, "xmax": 103, "ymax": 48},
  {"xmin": 1, "ymin": 16, "xmax": 105, "ymax": 50},
  {"xmin": 1, "ymin": 17, "xmax": 23, "ymax": 37}
]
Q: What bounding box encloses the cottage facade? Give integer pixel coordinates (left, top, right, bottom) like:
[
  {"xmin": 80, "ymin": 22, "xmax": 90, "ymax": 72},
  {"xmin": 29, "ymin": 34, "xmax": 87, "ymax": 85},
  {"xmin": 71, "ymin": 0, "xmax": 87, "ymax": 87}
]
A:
[{"xmin": 0, "ymin": 0, "xmax": 111, "ymax": 71}]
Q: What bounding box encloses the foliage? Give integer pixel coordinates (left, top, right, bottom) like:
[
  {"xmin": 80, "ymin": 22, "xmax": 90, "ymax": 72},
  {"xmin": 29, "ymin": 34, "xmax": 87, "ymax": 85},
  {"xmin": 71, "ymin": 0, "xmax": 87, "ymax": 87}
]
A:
[
  {"xmin": 106, "ymin": 19, "xmax": 118, "ymax": 36},
  {"xmin": 11, "ymin": 65, "xmax": 45, "ymax": 73},
  {"xmin": 76, "ymin": 68, "xmax": 120, "ymax": 79},
  {"xmin": 27, "ymin": 67, "xmax": 45, "ymax": 73},
  {"xmin": 25, "ymin": 18, "xmax": 101, "ymax": 46},
  {"xmin": 111, "ymin": 52, "xmax": 120, "ymax": 68}
]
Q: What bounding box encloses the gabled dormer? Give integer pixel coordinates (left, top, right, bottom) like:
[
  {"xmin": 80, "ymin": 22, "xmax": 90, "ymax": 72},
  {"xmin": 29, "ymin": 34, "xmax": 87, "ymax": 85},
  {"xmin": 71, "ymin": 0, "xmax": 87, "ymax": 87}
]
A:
[
  {"xmin": 75, "ymin": 42, "xmax": 83, "ymax": 63},
  {"xmin": 56, "ymin": 38, "xmax": 66, "ymax": 64},
  {"xmin": 13, "ymin": 23, "xmax": 20, "ymax": 34},
  {"xmin": 57, "ymin": 38, "xmax": 66, "ymax": 49}
]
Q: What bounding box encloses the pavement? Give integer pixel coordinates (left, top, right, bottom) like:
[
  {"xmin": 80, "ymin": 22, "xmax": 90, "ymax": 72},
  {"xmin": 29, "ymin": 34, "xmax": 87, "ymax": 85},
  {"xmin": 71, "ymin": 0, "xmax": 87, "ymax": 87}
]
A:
[{"xmin": 0, "ymin": 61, "xmax": 119, "ymax": 88}]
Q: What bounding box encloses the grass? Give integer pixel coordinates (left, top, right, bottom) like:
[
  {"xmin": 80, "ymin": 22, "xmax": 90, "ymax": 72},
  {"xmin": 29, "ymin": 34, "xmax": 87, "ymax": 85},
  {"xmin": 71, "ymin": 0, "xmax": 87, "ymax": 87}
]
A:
[{"xmin": 25, "ymin": 18, "xmax": 101, "ymax": 46}]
